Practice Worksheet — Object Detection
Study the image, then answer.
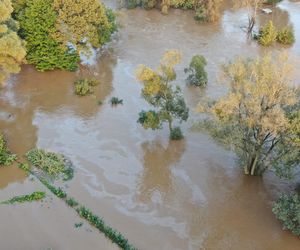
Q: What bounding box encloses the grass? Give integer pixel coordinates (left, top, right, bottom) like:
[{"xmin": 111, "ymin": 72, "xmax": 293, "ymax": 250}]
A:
[
  {"xmin": 26, "ymin": 148, "xmax": 74, "ymax": 180},
  {"xmin": 1, "ymin": 191, "xmax": 45, "ymax": 205}
]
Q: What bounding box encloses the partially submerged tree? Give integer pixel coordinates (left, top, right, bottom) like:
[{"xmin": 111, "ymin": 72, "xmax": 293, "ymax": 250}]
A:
[
  {"xmin": 0, "ymin": 0, "xmax": 26, "ymax": 83},
  {"xmin": 198, "ymin": 53, "xmax": 299, "ymax": 177},
  {"xmin": 136, "ymin": 50, "xmax": 189, "ymax": 140},
  {"xmin": 233, "ymin": 0, "xmax": 262, "ymax": 34},
  {"xmin": 184, "ymin": 55, "xmax": 208, "ymax": 86}
]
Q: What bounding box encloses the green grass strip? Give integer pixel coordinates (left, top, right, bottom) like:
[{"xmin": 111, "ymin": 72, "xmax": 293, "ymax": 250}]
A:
[{"xmin": 1, "ymin": 191, "xmax": 45, "ymax": 204}]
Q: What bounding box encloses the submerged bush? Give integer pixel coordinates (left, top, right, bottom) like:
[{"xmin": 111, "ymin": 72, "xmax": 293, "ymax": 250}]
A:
[
  {"xmin": 184, "ymin": 55, "xmax": 208, "ymax": 87},
  {"xmin": 277, "ymin": 26, "xmax": 295, "ymax": 45},
  {"xmin": 110, "ymin": 97, "xmax": 123, "ymax": 105},
  {"xmin": 0, "ymin": 134, "xmax": 17, "ymax": 166},
  {"xmin": 74, "ymin": 78, "xmax": 100, "ymax": 96},
  {"xmin": 272, "ymin": 193, "xmax": 300, "ymax": 237},
  {"xmin": 258, "ymin": 21, "xmax": 277, "ymax": 46},
  {"xmin": 1, "ymin": 191, "xmax": 45, "ymax": 204},
  {"xmin": 170, "ymin": 127, "xmax": 183, "ymax": 140},
  {"xmin": 26, "ymin": 148, "xmax": 73, "ymax": 180}
]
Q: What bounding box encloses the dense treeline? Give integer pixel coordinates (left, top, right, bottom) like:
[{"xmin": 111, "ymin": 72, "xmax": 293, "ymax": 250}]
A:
[{"xmin": 0, "ymin": 0, "xmax": 116, "ymax": 83}]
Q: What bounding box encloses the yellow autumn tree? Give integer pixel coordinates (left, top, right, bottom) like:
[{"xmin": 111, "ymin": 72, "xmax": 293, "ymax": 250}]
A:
[
  {"xmin": 53, "ymin": 0, "xmax": 115, "ymax": 54},
  {"xmin": 198, "ymin": 53, "xmax": 299, "ymax": 178},
  {"xmin": 0, "ymin": 0, "xmax": 26, "ymax": 84},
  {"xmin": 136, "ymin": 50, "xmax": 189, "ymax": 140}
]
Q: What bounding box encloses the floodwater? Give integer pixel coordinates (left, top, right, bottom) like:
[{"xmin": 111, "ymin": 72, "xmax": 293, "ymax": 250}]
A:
[{"xmin": 0, "ymin": 0, "xmax": 300, "ymax": 249}]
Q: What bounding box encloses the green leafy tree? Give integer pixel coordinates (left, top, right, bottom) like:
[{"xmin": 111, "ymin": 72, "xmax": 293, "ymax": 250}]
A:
[
  {"xmin": 0, "ymin": 0, "xmax": 26, "ymax": 83},
  {"xmin": 184, "ymin": 55, "xmax": 208, "ymax": 86},
  {"xmin": 198, "ymin": 54, "xmax": 299, "ymax": 177},
  {"xmin": 136, "ymin": 50, "xmax": 189, "ymax": 140},
  {"xmin": 272, "ymin": 193, "xmax": 300, "ymax": 237},
  {"xmin": 16, "ymin": 0, "xmax": 79, "ymax": 71}
]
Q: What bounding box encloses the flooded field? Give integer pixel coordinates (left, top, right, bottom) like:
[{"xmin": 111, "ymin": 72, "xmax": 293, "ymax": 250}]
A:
[{"xmin": 0, "ymin": 0, "xmax": 300, "ymax": 249}]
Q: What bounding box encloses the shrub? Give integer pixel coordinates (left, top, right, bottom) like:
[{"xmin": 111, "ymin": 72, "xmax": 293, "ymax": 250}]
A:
[
  {"xmin": 0, "ymin": 133, "xmax": 17, "ymax": 166},
  {"xmin": 258, "ymin": 20, "xmax": 277, "ymax": 46},
  {"xmin": 26, "ymin": 148, "xmax": 72, "ymax": 179},
  {"xmin": 277, "ymin": 26, "xmax": 295, "ymax": 45},
  {"xmin": 194, "ymin": 6, "xmax": 206, "ymax": 22},
  {"xmin": 74, "ymin": 79, "xmax": 97, "ymax": 96},
  {"xmin": 110, "ymin": 97, "xmax": 123, "ymax": 105},
  {"xmin": 66, "ymin": 197, "xmax": 79, "ymax": 207},
  {"xmin": 184, "ymin": 55, "xmax": 208, "ymax": 87},
  {"xmin": 74, "ymin": 80, "xmax": 91, "ymax": 96},
  {"xmin": 170, "ymin": 127, "xmax": 183, "ymax": 140},
  {"xmin": 272, "ymin": 193, "xmax": 300, "ymax": 236}
]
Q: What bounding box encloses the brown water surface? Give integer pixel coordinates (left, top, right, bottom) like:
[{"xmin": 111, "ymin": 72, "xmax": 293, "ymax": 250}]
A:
[{"xmin": 0, "ymin": 1, "xmax": 300, "ymax": 249}]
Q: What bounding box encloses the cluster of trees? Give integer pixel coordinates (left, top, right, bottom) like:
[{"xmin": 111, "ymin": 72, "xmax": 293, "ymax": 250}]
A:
[
  {"xmin": 0, "ymin": 0, "xmax": 116, "ymax": 84},
  {"xmin": 0, "ymin": 0, "xmax": 26, "ymax": 84},
  {"xmin": 122, "ymin": 0, "xmax": 223, "ymax": 22},
  {"xmin": 136, "ymin": 51, "xmax": 208, "ymax": 139}
]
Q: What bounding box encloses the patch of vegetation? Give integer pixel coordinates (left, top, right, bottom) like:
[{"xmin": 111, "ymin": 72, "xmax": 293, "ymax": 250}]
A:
[
  {"xmin": 74, "ymin": 79, "xmax": 100, "ymax": 96},
  {"xmin": 75, "ymin": 222, "xmax": 83, "ymax": 228},
  {"xmin": 66, "ymin": 197, "xmax": 79, "ymax": 207},
  {"xmin": 110, "ymin": 97, "xmax": 123, "ymax": 105},
  {"xmin": 258, "ymin": 20, "xmax": 277, "ymax": 46},
  {"xmin": 0, "ymin": 133, "xmax": 17, "ymax": 166},
  {"xmin": 26, "ymin": 148, "xmax": 73, "ymax": 180},
  {"xmin": 1, "ymin": 191, "xmax": 45, "ymax": 204},
  {"xmin": 184, "ymin": 55, "xmax": 208, "ymax": 87},
  {"xmin": 170, "ymin": 127, "xmax": 184, "ymax": 140},
  {"xmin": 277, "ymin": 26, "xmax": 295, "ymax": 45},
  {"xmin": 98, "ymin": 100, "xmax": 103, "ymax": 105},
  {"xmin": 76, "ymin": 206, "xmax": 136, "ymax": 250},
  {"xmin": 272, "ymin": 193, "xmax": 300, "ymax": 236},
  {"xmin": 39, "ymin": 178, "xmax": 67, "ymax": 199}
]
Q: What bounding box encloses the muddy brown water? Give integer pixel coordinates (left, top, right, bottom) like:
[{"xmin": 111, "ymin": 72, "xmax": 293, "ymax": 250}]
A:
[{"xmin": 0, "ymin": 1, "xmax": 300, "ymax": 249}]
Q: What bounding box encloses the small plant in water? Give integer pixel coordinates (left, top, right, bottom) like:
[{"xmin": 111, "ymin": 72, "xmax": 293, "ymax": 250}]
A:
[
  {"xmin": 170, "ymin": 127, "xmax": 184, "ymax": 140},
  {"xmin": 75, "ymin": 222, "xmax": 83, "ymax": 228},
  {"xmin": 74, "ymin": 78, "xmax": 100, "ymax": 96},
  {"xmin": 110, "ymin": 97, "xmax": 123, "ymax": 105},
  {"xmin": 1, "ymin": 191, "xmax": 45, "ymax": 204}
]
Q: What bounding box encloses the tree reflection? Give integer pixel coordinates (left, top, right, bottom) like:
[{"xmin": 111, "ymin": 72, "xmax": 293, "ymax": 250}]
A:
[{"xmin": 138, "ymin": 140, "xmax": 186, "ymax": 203}]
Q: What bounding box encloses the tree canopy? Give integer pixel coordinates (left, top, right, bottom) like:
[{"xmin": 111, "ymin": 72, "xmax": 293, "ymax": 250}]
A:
[{"xmin": 0, "ymin": 0, "xmax": 26, "ymax": 83}]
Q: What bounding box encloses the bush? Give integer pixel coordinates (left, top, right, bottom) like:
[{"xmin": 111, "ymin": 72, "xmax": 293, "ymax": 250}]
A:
[
  {"xmin": 184, "ymin": 55, "xmax": 208, "ymax": 87},
  {"xmin": 194, "ymin": 6, "xmax": 207, "ymax": 22},
  {"xmin": 110, "ymin": 97, "xmax": 123, "ymax": 105},
  {"xmin": 272, "ymin": 193, "xmax": 300, "ymax": 236},
  {"xmin": 170, "ymin": 127, "xmax": 183, "ymax": 140},
  {"xmin": 0, "ymin": 134, "xmax": 17, "ymax": 166},
  {"xmin": 74, "ymin": 78, "xmax": 99, "ymax": 96},
  {"xmin": 277, "ymin": 26, "xmax": 295, "ymax": 45},
  {"xmin": 26, "ymin": 148, "xmax": 72, "ymax": 179},
  {"xmin": 258, "ymin": 21, "xmax": 277, "ymax": 46}
]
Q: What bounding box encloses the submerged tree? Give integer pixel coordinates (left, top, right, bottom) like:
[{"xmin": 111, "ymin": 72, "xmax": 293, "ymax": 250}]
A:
[
  {"xmin": 184, "ymin": 55, "xmax": 208, "ymax": 86},
  {"xmin": 198, "ymin": 53, "xmax": 299, "ymax": 177},
  {"xmin": 0, "ymin": 0, "xmax": 26, "ymax": 83},
  {"xmin": 136, "ymin": 50, "xmax": 189, "ymax": 140}
]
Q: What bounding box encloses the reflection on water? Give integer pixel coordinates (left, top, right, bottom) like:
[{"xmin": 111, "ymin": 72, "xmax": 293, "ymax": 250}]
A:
[
  {"xmin": 139, "ymin": 140, "xmax": 186, "ymax": 203},
  {"xmin": 0, "ymin": 0, "xmax": 300, "ymax": 249}
]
